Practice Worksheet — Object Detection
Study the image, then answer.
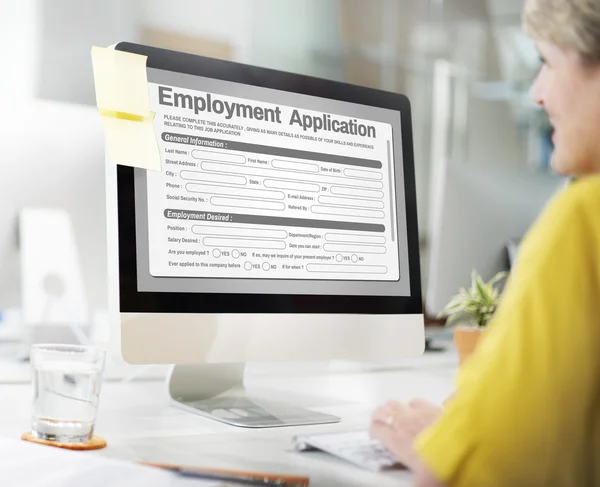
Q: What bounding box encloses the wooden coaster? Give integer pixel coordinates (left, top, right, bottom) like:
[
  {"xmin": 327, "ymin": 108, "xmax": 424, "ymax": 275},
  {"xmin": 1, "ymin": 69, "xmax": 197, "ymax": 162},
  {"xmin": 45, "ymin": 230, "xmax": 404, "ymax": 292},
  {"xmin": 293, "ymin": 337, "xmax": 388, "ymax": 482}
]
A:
[{"xmin": 21, "ymin": 432, "xmax": 107, "ymax": 450}]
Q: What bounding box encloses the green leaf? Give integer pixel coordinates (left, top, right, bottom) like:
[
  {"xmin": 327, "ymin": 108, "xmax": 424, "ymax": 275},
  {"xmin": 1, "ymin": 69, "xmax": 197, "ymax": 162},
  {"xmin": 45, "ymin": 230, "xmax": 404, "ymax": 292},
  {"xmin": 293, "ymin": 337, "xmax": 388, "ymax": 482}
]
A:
[
  {"xmin": 489, "ymin": 271, "xmax": 508, "ymax": 286},
  {"xmin": 476, "ymin": 280, "xmax": 490, "ymax": 300},
  {"xmin": 445, "ymin": 311, "xmax": 470, "ymax": 327},
  {"xmin": 469, "ymin": 270, "xmax": 479, "ymax": 295},
  {"xmin": 440, "ymin": 269, "xmax": 506, "ymax": 328}
]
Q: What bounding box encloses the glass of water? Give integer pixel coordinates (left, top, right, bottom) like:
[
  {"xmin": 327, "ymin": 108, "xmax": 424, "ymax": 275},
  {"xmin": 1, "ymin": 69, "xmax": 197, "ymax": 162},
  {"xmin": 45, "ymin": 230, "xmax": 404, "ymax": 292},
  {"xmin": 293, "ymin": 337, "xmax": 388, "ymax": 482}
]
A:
[{"xmin": 30, "ymin": 344, "xmax": 106, "ymax": 443}]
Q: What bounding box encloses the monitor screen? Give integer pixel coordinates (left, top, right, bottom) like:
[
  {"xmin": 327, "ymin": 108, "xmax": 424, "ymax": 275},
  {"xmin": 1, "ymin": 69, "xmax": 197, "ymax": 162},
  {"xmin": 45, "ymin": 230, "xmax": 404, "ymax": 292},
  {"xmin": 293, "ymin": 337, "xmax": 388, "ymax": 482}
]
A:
[{"xmin": 132, "ymin": 68, "xmax": 411, "ymax": 298}]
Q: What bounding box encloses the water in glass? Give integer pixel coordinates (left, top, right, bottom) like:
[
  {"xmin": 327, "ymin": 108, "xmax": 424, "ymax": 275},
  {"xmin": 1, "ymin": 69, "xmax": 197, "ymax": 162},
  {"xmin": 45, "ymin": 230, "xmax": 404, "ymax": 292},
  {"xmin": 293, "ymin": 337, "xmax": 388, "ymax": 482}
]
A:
[{"xmin": 30, "ymin": 345, "xmax": 105, "ymax": 443}]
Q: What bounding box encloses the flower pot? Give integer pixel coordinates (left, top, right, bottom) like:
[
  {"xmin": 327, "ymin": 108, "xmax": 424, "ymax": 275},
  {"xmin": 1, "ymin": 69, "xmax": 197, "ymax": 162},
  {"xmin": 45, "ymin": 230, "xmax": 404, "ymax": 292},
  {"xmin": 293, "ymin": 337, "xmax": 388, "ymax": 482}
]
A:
[{"xmin": 453, "ymin": 325, "xmax": 483, "ymax": 365}]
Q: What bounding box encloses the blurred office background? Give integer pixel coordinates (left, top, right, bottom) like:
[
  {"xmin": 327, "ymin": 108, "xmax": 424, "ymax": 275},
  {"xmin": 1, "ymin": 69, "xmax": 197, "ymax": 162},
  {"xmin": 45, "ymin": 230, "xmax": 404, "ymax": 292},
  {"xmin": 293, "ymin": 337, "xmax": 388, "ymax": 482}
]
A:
[{"xmin": 0, "ymin": 0, "xmax": 556, "ymax": 337}]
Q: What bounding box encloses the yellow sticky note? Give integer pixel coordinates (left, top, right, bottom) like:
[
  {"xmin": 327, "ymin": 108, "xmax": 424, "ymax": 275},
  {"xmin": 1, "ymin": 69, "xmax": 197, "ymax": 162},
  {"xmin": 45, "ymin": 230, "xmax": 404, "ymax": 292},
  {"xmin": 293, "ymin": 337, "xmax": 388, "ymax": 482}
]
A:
[
  {"xmin": 101, "ymin": 115, "xmax": 161, "ymax": 172},
  {"xmin": 91, "ymin": 46, "xmax": 162, "ymax": 171},
  {"xmin": 91, "ymin": 46, "xmax": 150, "ymax": 117}
]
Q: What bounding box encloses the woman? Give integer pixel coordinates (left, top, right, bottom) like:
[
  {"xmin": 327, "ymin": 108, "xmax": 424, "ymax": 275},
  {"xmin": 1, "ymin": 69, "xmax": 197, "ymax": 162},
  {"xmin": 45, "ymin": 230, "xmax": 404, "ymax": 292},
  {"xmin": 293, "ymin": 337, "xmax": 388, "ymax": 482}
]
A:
[{"xmin": 369, "ymin": 0, "xmax": 600, "ymax": 485}]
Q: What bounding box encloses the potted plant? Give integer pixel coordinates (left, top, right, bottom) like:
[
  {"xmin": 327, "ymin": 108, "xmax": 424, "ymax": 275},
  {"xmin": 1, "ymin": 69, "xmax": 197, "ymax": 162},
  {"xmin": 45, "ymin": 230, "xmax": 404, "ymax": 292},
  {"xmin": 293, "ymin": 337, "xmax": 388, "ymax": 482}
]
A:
[{"xmin": 439, "ymin": 270, "xmax": 507, "ymax": 365}]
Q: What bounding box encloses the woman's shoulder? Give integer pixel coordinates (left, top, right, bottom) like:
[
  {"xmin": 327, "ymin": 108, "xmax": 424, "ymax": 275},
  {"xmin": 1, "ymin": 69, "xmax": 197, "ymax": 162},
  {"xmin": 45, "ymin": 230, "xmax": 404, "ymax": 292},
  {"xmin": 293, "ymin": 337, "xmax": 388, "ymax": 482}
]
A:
[
  {"xmin": 518, "ymin": 174, "xmax": 600, "ymax": 264},
  {"xmin": 566, "ymin": 173, "xmax": 600, "ymax": 201},
  {"xmin": 540, "ymin": 174, "xmax": 600, "ymax": 223}
]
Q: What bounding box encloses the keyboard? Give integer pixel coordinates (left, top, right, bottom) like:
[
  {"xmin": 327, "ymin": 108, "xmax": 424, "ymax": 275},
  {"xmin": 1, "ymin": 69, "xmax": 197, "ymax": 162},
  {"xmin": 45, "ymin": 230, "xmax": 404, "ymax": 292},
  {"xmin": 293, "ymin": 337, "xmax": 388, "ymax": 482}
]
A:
[{"xmin": 292, "ymin": 430, "xmax": 404, "ymax": 472}]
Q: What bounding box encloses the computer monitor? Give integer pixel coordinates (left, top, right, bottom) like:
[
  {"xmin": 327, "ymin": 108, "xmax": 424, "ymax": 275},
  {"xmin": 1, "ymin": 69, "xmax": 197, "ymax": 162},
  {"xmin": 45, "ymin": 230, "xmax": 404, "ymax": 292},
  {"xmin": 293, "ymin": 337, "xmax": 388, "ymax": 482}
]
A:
[
  {"xmin": 425, "ymin": 159, "xmax": 565, "ymax": 317},
  {"xmin": 106, "ymin": 43, "xmax": 423, "ymax": 427},
  {"xmin": 0, "ymin": 99, "xmax": 107, "ymax": 330}
]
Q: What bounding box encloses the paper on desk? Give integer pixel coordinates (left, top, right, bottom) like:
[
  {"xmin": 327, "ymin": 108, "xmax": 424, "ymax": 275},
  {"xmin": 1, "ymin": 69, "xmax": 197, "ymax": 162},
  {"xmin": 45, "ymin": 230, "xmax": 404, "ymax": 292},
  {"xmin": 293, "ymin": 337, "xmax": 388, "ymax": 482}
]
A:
[
  {"xmin": 0, "ymin": 439, "xmax": 222, "ymax": 487},
  {"xmin": 91, "ymin": 46, "xmax": 161, "ymax": 171}
]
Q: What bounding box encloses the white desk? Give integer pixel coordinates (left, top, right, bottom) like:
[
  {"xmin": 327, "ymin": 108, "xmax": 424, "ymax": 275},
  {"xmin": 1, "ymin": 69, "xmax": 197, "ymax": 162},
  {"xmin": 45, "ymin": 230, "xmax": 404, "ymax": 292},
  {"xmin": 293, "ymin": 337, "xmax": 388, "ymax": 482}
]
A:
[{"xmin": 0, "ymin": 342, "xmax": 457, "ymax": 487}]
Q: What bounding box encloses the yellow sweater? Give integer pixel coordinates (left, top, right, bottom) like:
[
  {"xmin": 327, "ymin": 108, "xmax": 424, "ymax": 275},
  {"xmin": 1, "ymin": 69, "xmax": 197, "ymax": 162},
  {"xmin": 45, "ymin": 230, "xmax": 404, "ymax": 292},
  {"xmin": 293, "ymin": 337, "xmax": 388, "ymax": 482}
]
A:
[{"xmin": 415, "ymin": 174, "xmax": 600, "ymax": 487}]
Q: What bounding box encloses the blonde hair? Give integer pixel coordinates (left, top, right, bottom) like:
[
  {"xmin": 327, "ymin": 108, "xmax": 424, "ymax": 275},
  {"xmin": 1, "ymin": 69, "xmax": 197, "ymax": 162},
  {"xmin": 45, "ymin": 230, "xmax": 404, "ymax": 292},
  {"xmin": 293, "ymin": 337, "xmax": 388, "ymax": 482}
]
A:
[{"xmin": 523, "ymin": 0, "xmax": 600, "ymax": 62}]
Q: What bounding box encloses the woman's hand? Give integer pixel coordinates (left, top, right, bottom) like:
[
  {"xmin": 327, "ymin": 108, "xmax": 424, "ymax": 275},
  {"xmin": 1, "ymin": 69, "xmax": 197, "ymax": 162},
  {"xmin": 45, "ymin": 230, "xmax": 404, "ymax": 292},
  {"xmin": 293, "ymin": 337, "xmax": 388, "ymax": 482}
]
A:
[{"xmin": 369, "ymin": 399, "xmax": 442, "ymax": 470}]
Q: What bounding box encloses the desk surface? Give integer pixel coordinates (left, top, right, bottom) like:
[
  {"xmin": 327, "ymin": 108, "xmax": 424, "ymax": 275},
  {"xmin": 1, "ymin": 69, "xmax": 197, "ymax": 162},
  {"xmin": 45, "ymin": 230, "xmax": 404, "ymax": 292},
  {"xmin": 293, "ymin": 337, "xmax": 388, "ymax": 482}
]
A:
[{"xmin": 0, "ymin": 340, "xmax": 457, "ymax": 487}]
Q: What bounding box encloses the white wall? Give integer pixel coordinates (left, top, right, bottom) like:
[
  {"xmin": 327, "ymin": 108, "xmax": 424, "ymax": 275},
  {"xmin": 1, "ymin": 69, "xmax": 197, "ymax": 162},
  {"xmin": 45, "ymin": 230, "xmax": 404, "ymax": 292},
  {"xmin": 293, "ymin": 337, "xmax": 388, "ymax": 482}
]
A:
[
  {"xmin": 0, "ymin": 100, "xmax": 106, "ymax": 312},
  {"xmin": 5, "ymin": 0, "xmax": 345, "ymax": 107},
  {"xmin": 141, "ymin": 0, "xmax": 254, "ymax": 62},
  {"xmin": 248, "ymin": 0, "xmax": 342, "ymax": 79},
  {"xmin": 0, "ymin": 0, "xmax": 39, "ymax": 99},
  {"xmin": 37, "ymin": 0, "xmax": 140, "ymax": 106},
  {"xmin": 446, "ymin": 22, "xmax": 526, "ymax": 167}
]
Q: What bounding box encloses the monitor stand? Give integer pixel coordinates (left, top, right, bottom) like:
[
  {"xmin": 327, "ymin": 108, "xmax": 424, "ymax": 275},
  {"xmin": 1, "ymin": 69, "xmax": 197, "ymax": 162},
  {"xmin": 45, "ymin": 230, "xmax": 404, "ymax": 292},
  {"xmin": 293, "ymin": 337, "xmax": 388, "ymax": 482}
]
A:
[{"xmin": 167, "ymin": 363, "xmax": 341, "ymax": 428}]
